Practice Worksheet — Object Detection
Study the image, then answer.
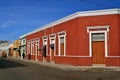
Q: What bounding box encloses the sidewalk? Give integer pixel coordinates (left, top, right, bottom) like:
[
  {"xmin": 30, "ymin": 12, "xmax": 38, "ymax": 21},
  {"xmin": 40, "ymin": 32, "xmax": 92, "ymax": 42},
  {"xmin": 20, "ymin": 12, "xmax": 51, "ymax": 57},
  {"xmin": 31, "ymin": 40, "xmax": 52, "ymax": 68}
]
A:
[{"xmin": 9, "ymin": 57, "xmax": 120, "ymax": 72}]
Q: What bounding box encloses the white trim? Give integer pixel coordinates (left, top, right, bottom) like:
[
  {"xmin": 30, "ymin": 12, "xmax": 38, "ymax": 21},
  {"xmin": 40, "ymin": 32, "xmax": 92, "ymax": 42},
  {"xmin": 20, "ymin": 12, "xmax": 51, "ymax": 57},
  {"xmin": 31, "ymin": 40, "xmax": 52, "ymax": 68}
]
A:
[
  {"xmin": 42, "ymin": 36, "xmax": 48, "ymax": 39},
  {"xmin": 89, "ymin": 32, "xmax": 92, "ymax": 57},
  {"xmin": 27, "ymin": 40, "xmax": 30, "ymax": 55},
  {"xmin": 49, "ymin": 33, "xmax": 56, "ymax": 56},
  {"xmin": 58, "ymin": 31, "xmax": 66, "ymax": 35},
  {"xmin": 87, "ymin": 25, "xmax": 110, "ymax": 57},
  {"xmin": 49, "ymin": 36, "xmax": 56, "ymax": 61},
  {"xmin": 42, "ymin": 37, "xmax": 48, "ymax": 56},
  {"xmin": 20, "ymin": 9, "xmax": 120, "ymax": 38},
  {"xmin": 89, "ymin": 31, "xmax": 108, "ymax": 57},
  {"xmin": 106, "ymin": 56, "xmax": 120, "ymax": 57},
  {"xmin": 87, "ymin": 26, "xmax": 110, "ymax": 33},
  {"xmin": 64, "ymin": 35, "xmax": 66, "ymax": 56},
  {"xmin": 31, "ymin": 39, "xmax": 34, "ymax": 55},
  {"xmin": 88, "ymin": 29, "xmax": 120, "ymax": 58},
  {"xmin": 21, "ymin": 38, "xmax": 26, "ymax": 45},
  {"xmin": 55, "ymin": 55, "xmax": 91, "ymax": 57},
  {"xmin": 105, "ymin": 31, "xmax": 108, "ymax": 57},
  {"xmin": 58, "ymin": 31, "xmax": 66, "ymax": 56},
  {"xmin": 35, "ymin": 38, "xmax": 40, "ymax": 61},
  {"xmin": 49, "ymin": 33, "xmax": 56, "ymax": 38}
]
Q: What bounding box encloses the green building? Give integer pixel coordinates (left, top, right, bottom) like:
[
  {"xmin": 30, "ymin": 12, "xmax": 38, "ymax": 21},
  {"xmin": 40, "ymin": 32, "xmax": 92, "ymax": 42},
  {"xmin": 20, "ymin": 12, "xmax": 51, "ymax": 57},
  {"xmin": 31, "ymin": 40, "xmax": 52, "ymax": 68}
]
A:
[{"xmin": 19, "ymin": 36, "xmax": 26, "ymax": 59}]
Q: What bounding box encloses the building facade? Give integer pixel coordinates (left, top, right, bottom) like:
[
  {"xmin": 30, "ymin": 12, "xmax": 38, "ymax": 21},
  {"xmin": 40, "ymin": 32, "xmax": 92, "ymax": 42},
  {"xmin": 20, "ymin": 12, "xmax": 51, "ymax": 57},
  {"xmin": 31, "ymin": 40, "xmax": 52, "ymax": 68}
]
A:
[
  {"xmin": 8, "ymin": 43, "xmax": 14, "ymax": 57},
  {"xmin": 19, "ymin": 37, "xmax": 26, "ymax": 59},
  {"xmin": 13, "ymin": 40, "xmax": 20, "ymax": 58},
  {"xmin": 21, "ymin": 9, "xmax": 120, "ymax": 67},
  {"xmin": 0, "ymin": 41, "xmax": 9, "ymax": 57}
]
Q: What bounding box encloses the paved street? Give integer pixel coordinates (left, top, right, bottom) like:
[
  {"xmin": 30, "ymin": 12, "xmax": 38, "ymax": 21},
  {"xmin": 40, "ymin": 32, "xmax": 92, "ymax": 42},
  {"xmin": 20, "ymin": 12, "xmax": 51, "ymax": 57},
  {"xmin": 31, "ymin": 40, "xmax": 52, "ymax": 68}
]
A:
[{"xmin": 0, "ymin": 58, "xmax": 120, "ymax": 80}]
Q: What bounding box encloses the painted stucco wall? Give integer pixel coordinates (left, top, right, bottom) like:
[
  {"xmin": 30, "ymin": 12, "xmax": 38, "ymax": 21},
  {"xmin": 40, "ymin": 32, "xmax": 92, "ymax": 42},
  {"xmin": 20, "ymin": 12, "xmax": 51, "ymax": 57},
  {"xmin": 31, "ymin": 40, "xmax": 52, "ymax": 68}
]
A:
[{"xmin": 26, "ymin": 14, "xmax": 120, "ymax": 66}]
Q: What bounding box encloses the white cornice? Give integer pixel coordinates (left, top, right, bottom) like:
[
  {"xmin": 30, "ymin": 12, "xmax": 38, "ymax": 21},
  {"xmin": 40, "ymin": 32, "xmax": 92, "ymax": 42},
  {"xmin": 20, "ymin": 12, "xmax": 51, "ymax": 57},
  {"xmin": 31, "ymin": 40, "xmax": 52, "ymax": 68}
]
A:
[
  {"xmin": 20, "ymin": 8, "xmax": 120, "ymax": 38},
  {"xmin": 19, "ymin": 35, "xmax": 26, "ymax": 39},
  {"xmin": 87, "ymin": 25, "xmax": 110, "ymax": 33}
]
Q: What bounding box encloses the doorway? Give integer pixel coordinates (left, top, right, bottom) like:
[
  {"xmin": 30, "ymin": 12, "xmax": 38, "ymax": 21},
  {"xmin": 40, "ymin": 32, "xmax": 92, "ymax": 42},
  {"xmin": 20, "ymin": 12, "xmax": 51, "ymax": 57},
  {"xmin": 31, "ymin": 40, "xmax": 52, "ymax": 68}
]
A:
[
  {"xmin": 91, "ymin": 33, "xmax": 105, "ymax": 64},
  {"xmin": 50, "ymin": 38, "xmax": 55, "ymax": 63}
]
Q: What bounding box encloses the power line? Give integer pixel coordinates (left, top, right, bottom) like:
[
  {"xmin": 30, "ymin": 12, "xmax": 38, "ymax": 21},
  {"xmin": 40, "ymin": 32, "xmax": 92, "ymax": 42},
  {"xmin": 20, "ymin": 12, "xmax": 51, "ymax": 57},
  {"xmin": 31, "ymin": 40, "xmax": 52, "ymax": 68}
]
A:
[{"xmin": 79, "ymin": 0, "xmax": 117, "ymax": 8}]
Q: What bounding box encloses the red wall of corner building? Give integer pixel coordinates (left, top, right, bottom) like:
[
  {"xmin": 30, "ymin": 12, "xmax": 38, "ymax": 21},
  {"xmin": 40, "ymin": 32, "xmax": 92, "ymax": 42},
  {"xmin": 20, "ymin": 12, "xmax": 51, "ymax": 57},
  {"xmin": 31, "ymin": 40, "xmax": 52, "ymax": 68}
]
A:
[
  {"xmin": 26, "ymin": 14, "xmax": 120, "ymax": 66},
  {"xmin": 106, "ymin": 57, "xmax": 120, "ymax": 66},
  {"xmin": 54, "ymin": 14, "xmax": 120, "ymax": 57},
  {"xmin": 53, "ymin": 18, "xmax": 80, "ymax": 56},
  {"xmin": 54, "ymin": 56, "xmax": 92, "ymax": 66},
  {"xmin": 53, "ymin": 14, "xmax": 119, "ymax": 66},
  {"xmin": 119, "ymin": 14, "xmax": 120, "ymax": 56},
  {"xmin": 77, "ymin": 14, "xmax": 120, "ymax": 66},
  {"xmin": 77, "ymin": 15, "xmax": 120, "ymax": 57}
]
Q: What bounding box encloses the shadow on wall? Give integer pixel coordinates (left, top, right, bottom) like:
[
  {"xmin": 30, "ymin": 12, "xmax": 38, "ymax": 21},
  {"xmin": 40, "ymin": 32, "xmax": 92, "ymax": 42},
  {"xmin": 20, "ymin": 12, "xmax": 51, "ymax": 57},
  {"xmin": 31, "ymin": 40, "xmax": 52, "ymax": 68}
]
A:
[{"xmin": 0, "ymin": 58, "xmax": 27, "ymax": 69}]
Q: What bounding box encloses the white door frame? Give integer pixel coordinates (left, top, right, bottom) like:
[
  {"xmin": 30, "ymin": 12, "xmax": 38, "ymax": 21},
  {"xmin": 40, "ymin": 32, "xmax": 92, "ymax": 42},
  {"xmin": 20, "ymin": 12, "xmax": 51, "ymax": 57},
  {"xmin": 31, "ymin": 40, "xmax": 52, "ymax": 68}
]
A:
[
  {"xmin": 50, "ymin": 37, "xmax": 56, "ymax": 62},
  {"xmin": 89, "ymin": 31, "xmax": 108, "ymax": 57},
  {"xmin": 42, "ymin": 36, "xmax": 48, "ymax": 62},
  {"xmin": 87, "ymin": 26, "xmax": 109, "ymax": 58},
  {"xmin": 35, "ymin": 38, "xmax": 39, "ymax": 61}
]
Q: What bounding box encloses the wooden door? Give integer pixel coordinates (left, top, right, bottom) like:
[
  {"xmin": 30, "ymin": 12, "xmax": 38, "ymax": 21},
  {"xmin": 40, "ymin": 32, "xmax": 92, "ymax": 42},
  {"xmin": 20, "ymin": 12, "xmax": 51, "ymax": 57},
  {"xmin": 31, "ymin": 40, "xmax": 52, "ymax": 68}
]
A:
[
  {"xmin": 92, "ymin": 41, "xmax": 105, "ymax": 64},
  {"xmin": 50, "ymin": 38, "xmax": 55, "ymax": 62},
  {"xmin": 51, "ymin": 48, "xmax": 54, "ymax": 61},
  {"xmin": 60, "ymin": 43, "xmax": 64, "ymax": 55}
]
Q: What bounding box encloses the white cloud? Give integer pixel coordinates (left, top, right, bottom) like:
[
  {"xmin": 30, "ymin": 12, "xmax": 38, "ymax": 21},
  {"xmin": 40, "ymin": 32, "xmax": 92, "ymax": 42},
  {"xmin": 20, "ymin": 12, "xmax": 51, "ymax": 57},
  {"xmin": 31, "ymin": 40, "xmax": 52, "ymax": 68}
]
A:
[{"xmin": 0, "ymin": 21, "xmax": 16, "ymax": 28}]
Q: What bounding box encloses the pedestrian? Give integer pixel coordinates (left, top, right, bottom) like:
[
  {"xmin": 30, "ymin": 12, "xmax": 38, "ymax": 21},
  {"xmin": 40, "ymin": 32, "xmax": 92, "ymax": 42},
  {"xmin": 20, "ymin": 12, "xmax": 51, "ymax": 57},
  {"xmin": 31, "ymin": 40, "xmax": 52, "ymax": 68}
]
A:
[{"xmin": 22, "ymin": 52, "xmax": 25, "ymax": 59}]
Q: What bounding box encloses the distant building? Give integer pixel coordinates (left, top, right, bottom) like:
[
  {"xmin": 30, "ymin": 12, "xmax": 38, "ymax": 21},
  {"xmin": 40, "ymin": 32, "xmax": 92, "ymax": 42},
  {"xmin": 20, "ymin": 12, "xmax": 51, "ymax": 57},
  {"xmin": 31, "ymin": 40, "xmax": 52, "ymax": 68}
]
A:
[
  {"xmin": 13, "ymin": 40, "xmax": 20, "ymax": 58},
  {"xmin": 8, "ymin": 43, "xmax": 14, "ymax": 57},
  {"xmin": 0, "ymin": 40, "xmax": 9, "ymax": 57},
  {"xmin": 19, "ymin": 37, "xmax": 26, "ymax": 59},
  {"xmin": 20, "ymin": 8, "xmax": 120, "ymax": 67}
]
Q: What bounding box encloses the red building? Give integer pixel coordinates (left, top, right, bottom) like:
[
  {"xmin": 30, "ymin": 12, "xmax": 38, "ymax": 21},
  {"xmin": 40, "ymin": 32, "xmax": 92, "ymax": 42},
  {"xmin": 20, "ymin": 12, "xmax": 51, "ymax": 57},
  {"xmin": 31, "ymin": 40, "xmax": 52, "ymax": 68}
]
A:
[{"xmin": 21, "ymin": 8, "xmax": 120, "ymax": 67}]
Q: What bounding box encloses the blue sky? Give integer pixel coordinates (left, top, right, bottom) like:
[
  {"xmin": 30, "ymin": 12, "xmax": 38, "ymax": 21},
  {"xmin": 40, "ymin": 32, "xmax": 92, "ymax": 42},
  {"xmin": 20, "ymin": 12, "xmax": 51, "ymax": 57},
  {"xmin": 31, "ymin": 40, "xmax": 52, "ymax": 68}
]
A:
[{"xmin": 0, "ymin": 0, "xmax": 120, "ymax": 42}]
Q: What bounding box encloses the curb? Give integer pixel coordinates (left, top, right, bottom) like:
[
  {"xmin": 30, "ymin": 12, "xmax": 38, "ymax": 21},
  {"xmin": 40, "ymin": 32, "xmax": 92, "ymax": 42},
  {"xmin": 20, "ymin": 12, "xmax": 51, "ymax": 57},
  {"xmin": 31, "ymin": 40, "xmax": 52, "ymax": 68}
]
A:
[{"xmin": 8, "ymin": 57, "xmax": 120, "ymax": 72}]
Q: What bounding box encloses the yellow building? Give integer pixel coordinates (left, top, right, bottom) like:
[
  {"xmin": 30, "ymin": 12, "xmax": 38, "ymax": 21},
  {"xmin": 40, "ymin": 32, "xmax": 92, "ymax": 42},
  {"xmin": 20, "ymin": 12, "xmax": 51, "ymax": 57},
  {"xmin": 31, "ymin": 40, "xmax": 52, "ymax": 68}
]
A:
[
  {"xmin": 8, "ymin": 43, "xmax": 14, "ymax": 57},
  {"xmin": 13, "ymin": 40, "xmax": 20, "ymax": 58}
]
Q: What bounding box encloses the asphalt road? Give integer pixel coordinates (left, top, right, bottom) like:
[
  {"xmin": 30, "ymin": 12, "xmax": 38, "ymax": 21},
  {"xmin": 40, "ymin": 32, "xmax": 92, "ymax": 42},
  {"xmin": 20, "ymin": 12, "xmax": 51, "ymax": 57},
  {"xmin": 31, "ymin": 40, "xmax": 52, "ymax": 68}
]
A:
[{"xmin": 0, "ymin": 57, "xmax": 120, "ymax": 80}]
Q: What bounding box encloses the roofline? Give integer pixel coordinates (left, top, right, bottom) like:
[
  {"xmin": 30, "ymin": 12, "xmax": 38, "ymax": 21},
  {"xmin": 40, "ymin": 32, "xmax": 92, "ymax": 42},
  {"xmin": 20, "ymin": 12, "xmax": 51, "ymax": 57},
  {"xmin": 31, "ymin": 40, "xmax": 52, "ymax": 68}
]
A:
[
  {"xmin": 19, "ymin": 36, "xmax": 26, "ymax": 39},
  {"xmin": 20, "ymin": 8, "xmax": 120, "ymax": 38}
]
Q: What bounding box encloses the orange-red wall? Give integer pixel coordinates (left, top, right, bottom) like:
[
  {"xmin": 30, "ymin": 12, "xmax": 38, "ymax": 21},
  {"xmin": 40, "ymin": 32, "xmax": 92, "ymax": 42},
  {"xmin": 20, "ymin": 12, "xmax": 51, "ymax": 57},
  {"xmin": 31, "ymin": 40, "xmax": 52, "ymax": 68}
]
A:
[{"xmin": 26, "ymin": 14, "xmax": 120, "ymax": 66}]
